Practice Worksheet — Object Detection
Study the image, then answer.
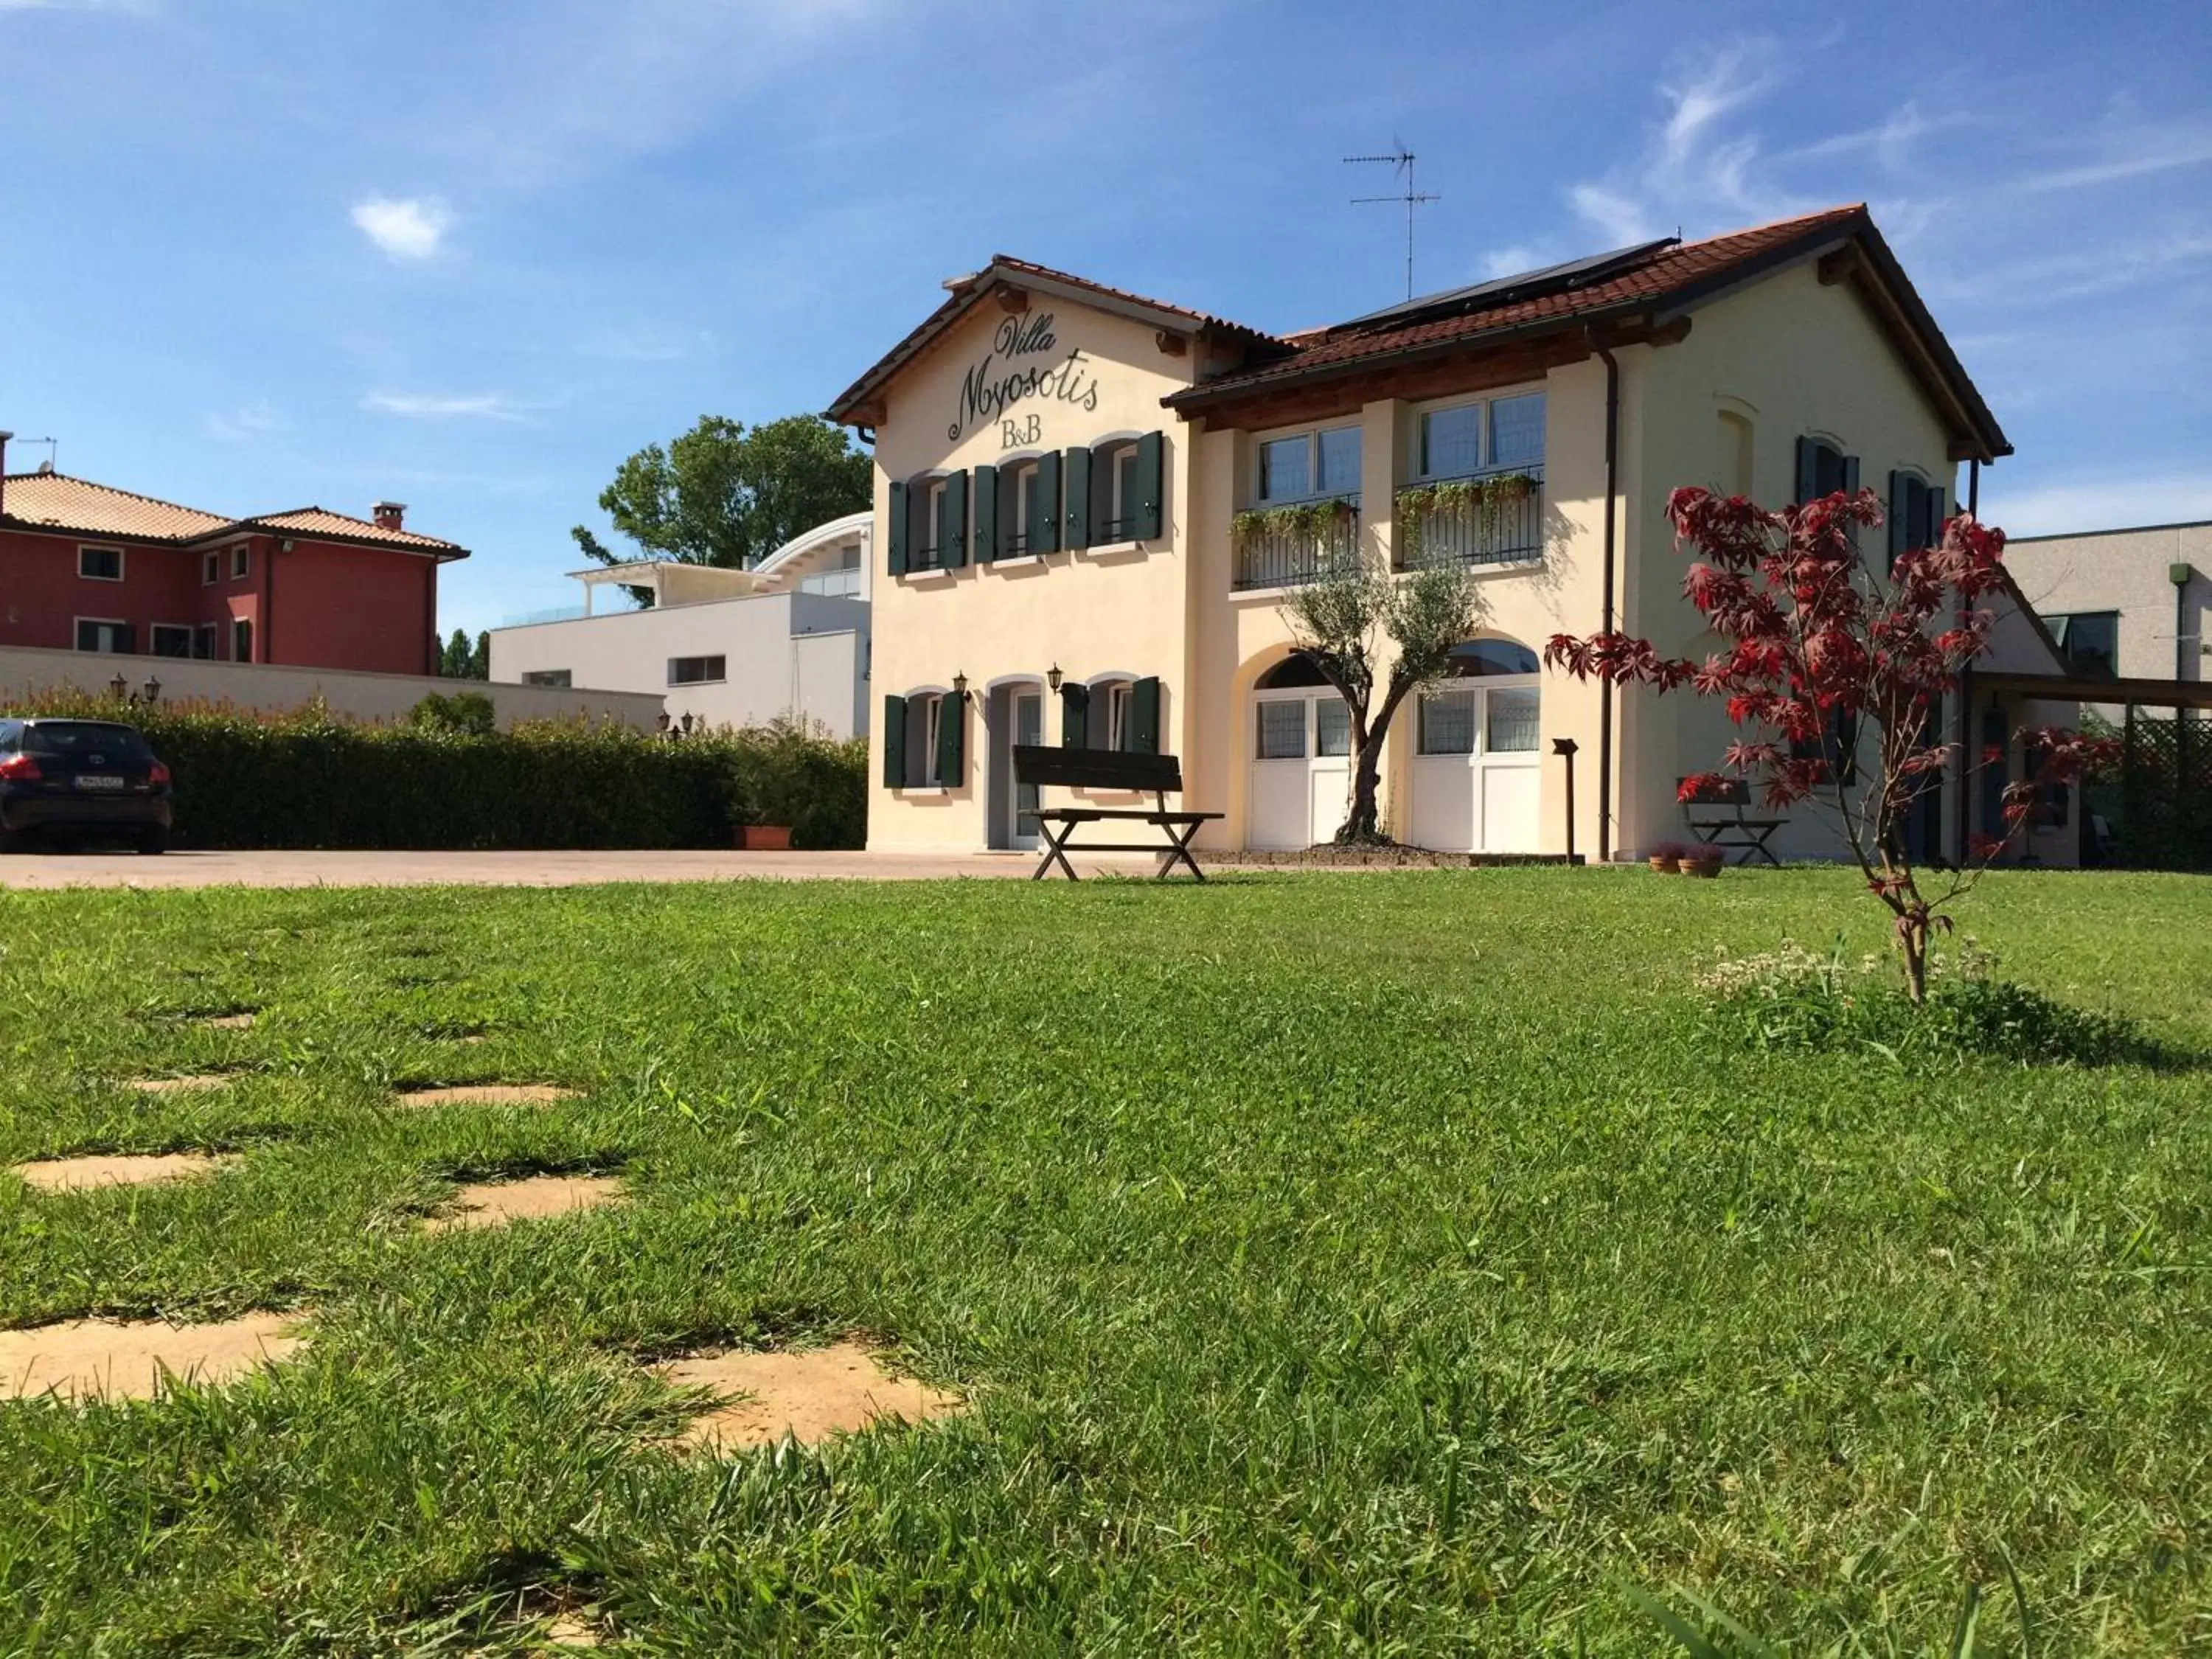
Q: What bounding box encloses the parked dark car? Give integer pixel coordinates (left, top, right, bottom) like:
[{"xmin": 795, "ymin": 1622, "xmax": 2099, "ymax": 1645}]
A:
[{"xmin": 0, "ymin": 719, "xmax": 173, "ymax": 853}]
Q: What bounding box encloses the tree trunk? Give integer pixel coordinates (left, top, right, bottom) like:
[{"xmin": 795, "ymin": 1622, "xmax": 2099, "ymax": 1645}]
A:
[
  {"xmin": 1338, "ymin": 739, "xmax": 1385, "ymax": 843},
  {"xmin": 1897, "ymin": 911, "xmax": 1931, "ymax": 1004}
]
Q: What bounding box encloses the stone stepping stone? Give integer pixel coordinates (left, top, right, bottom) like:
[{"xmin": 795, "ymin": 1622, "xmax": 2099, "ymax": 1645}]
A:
[
  {"xmin": 127, "ymin": 1074, "xmax": 244, "ymax": 1094},
  {"xmin": 393, "ymin": 1084, "xmax": 580, "ymax": 1108},
  {"xmin": 425, "ymin": 1173, "xmax": 625, "ymax": 1233},
  {"xmin": 655, "ymin": 1341, "xmax": 964, "ymax": 1453},
  {"xmin": 0, "ymin": 1312, "xmax": 305, "ymax": 1402},
  {"xmin": 10, "ymin": 1152, "xmax": 236, "ymax": 1192}
]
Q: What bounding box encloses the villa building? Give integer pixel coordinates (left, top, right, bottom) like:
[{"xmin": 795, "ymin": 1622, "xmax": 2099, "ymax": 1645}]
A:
[
  {"xmin": 0, "ymin": 451, "xmax": 464, "ymax": 676},
  {"xmin": 829, "ymin": 206, "xmax": 2081, "ymax": 863}
]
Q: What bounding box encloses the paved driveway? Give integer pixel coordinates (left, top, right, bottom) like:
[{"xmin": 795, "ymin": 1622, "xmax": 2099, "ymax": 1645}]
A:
[{"xmin": 0, "ymin": 848, "xmax": 1187, "ymax": 891}]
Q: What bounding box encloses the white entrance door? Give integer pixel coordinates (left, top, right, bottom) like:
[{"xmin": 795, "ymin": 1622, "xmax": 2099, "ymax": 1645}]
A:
[
  {"xmin": 1009, "ymin": 690, "xmax": 1043, "ymax": 850},
  {"xmin": 1407, "ymin": 681, "xmax": 1542, "ymax": 852},
  {"xmin": 1248, "ymin": 691, "xmax": 1352, "ymax": 849}
]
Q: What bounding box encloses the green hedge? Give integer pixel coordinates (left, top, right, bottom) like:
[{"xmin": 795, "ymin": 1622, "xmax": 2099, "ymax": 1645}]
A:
[{"xmin": 0, "ymin": 691, "xmax": 868, "ymax": 851}]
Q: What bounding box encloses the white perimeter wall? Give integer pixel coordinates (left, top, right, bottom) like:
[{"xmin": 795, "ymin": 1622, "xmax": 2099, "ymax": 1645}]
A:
[
  {"xmin": 0, "ymin": 644, "xmax": 664, "ymax": 729},
  {"xmin": 488, "ymin": 591, "xmax": 870, "ymax": 738}
]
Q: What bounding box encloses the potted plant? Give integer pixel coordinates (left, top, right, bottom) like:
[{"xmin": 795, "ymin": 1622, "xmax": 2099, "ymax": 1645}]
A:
[
  {"xmin": 1681, "ymin": 846, "xmax": 1725, "ymax": 878},
  {"xmin": 728, "ymin": 733, "xmax": 804, "ymax": 851},
  {"xmin": 1648, "ymin": 840, "xmax": 1689, "ymax": 874}
]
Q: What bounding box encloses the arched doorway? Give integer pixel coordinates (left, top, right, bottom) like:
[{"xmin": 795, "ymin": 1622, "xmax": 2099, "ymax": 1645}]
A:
[
  {"xmin": 1248, "ymin": 653, "xmax": 1351, "ymax": 849},
  {"xmin": 1405, "ymin": 639, "xmax": 1542, "ymax": 852}
]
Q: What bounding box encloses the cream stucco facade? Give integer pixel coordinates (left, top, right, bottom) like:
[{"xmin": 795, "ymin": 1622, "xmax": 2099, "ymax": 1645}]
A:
[{"xmin": 838, "ymin": 214, "xmax": 2075, "ymax": 864}]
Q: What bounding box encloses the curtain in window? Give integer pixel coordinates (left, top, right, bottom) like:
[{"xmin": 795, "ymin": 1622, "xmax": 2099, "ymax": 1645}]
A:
[
  {"xmin": 1420, "ymin": 406, "xmax": 1481, "ymax": 479},
  {"xmin": 1317, "ymin": 428, "xmax": 1362, "ymax": 495},
  {"xmin": 1490, "ymin": 394, "xmax": 1545, "ymax": 469},
  {"xmin": 1419, "ymin": 689, "xmax": 1478, "ymax": 755},
  {"xmin": 1485, "ymin": 687, "xmax": 1541, "ymax": 752},
  {"xmin": 1259, "ymin": 437, "xmax": 1310, "ymax": 502},
  {"xmin": 1257, "ymin": 700, "xmax": 1307, "ymax": 759},
  {"xmin": 1315, "ymin": 698, "xmax": 1351, "ymax": 757}
]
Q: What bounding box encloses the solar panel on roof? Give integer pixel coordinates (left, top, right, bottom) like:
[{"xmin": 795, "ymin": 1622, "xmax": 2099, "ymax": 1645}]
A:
[{"xmin": 1340, "ymin": 236, "xmax": 1680, "ymax": 330}]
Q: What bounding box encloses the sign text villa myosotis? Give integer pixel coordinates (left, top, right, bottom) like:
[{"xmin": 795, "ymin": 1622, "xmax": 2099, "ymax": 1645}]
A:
[{"xmin": 949, "ymin": 312, "xmax": 1103, "ymax": 448}]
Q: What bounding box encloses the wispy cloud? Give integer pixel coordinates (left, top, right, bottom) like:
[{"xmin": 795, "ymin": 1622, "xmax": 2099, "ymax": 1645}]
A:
[
  {"xmin": 2017, "ymin": 125, "xmax": 2212, "ymax": 192},
  {"xmin": 203, "ymin": 400, "xmax": 288, "ymax": 442},
  {"xmin": 350, "ymin": 195, "xmax": 451, "ymax": 260},
  {"xmin": 1563, "ymin": 40, "xmax": 1819, "ymax": 246},
  {"xmin": 361, "ymin": 392, "xmax": 535, "ymax": 423}
]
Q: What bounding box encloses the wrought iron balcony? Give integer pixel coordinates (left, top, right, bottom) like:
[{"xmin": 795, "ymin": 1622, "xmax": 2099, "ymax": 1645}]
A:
[
  {"xmin": 1230, "ymin": 494, "xmax": 1361, "ymax": 591},
  {"xmin": 1393, "ymin": 466, "xmax": 1545, "ymax": 570}
]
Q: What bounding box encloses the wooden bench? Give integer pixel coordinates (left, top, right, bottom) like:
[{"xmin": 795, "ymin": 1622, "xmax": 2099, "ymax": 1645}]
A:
[
  {"xmin": 1012, "ymin": 745, "xmax": 1223, "ymax": 880},
  {"xmin": 1679, "ymin": 775, "xmax": 1784, "ymax": 866}
]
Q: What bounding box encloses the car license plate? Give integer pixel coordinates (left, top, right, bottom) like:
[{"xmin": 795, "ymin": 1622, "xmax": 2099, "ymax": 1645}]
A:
[{"xmin": 74, "ymin": 774, "xmax": 127, "ymax": 791}]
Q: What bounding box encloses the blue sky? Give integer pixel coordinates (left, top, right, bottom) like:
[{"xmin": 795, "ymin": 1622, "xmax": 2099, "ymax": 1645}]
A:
[{"xmin": 3, "ymin": 0, "xmax": 2207, "ymax": 638}]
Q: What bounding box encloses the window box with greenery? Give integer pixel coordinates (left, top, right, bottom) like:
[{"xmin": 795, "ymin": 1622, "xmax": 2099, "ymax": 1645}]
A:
[{"xmin": 1395, "ymin": 469, "xmax": 1544, "ymax": 568}]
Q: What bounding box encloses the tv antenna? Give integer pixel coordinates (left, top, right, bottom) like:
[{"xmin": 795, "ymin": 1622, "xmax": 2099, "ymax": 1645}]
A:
[
  {"xmin": 1346, "ymin": 142, "xmax": 1439, "ymax": 301},
  {"xmin": 10, "ymin": 435, "xmax": 57, "ymax": 473}
]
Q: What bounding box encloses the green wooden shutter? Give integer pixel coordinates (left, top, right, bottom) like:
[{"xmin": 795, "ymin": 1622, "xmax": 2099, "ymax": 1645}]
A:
[
  {"xmin": 935, "ymin": 693, "xmax": 962, "ymax": 783},
  {"xmin": 1793, "ymin": 437, "xmax": 1818, "ymax": 505},
  {"xmin": 971, "ymin": 465, "xmax": 997, "ymax": 562},
  {"xmin": 1060, "ymin": 681, "xmax": 1089, "ymax": 748},
  {"xmin": 940, "ymin": 470, "xmax": 968, "ymax": 569},
  {"xmin": 1061, "ymin": 447, "xmax": 1091, "ymax": 552},
  {"xmin": 1887, "ymin": 471, "xmax": 1909, "ymax": 567},
  {"xmin": 1133, "ymin": 431, "xmax": 1164, "ymax": 539},
  {"xmin": 1925, "ymin": 485, "xmax": 1945, "ymax": 545},
  {"xmin": 1840, "ymin": 453, "xmax": 1860, "ymax": 496},
  {"xmin": 1087, "ymin": 440, "xmax": 1116, "ymax": 543},
  {"xmin": 1035, "ymin": 451, "xmax": 1062, "ymax": 554},
  {"xmin": 887, "ymin": 481, "xmax": 909, "ymax": 576},
  {"xmin": 1127, "ymin": 675, "xmax": 1161, "ymax": 754},
  {"xmin": 882, "ymin": 695, "xmax": 907, "ymax": 786}
]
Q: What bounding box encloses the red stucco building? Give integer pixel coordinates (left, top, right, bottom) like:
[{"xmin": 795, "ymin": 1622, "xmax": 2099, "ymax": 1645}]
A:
[{"xmin": 0, "ymin": 459, "xmax": 467, "ymax": 675}]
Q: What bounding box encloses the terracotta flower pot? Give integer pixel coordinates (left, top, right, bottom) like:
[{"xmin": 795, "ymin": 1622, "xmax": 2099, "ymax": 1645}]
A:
[
  {"xmin": 736, "ymin": 824, "xmax": 793, "ymax": 851},
  {"xmin": 1682, "ymin": 855, "xmax": 1723, "ymax": 879},
  {"xmin": 1649, "ymin": 853, "xmax": 1681, "ymax": 874}
]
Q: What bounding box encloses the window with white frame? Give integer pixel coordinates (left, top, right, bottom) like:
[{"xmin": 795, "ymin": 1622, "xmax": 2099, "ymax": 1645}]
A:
[
  {"xmin": 668, "ymin": 655, "xmax": 726, "ymax": 686},
  {"xmin": 916, "ymin": 477, "xmax": 949, "ymax": 568},
  {"xmin": 1257, "ymin": 425, "xmax": 1361, "ymax": 504},
  {"xmin": 1012, "ymin": 460, "xmax": 1044, "ymax": 554},
  {"xmin": 202, "ymin": 551, "xmax": 221, "ymax": 585},
  {"xmin": 150, "ymin": 624, "xmax": 195, "ymax": 658},
  {"xmin": 521, "ymin": 669, "xmax": 573, "ymax": 688},
  {"xmin": 900, "ymin": 692, "xmax": 947, "ymax": 787},
  {"xmin": 75, "ymin": 619, "xmax": 131, "ymax": 653},
  {"xmin": 78, "ymin": 546, "xmax": 124, "ymax": 582},
  {"xmin": 1416, "ymin": 640, "xmax": 1543, "ymax": 756},
  {"xmin": 1256, "ymin": 700, "xmax": 1307, "ymax": 759},
  {"xmin": 233, "ymin": 617, "xmax": 253, "ymax": 662},
  {"xmin": 1104, "ymin": 441, "xmax": 1141, "ymax": 539},
  {"xmin": 1416, "ymin": 392, "xmax": 1545, "ymax": 481},
  {"xmin": 1095, "ymin": 680, "xmax": 1132, "ymax": 751},
  {"xmin": 232, "ymin": 546, "xmax": 251, "ymax": 580}
]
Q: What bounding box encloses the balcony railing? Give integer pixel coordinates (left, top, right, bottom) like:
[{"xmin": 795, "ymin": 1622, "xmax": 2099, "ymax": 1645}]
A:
[
  {"xmin": 1394, "ymin": 465, "xmax": 1545, "ymax": 570},
  {"xmin": 1231, "ymin": 494, "xmax": 1361, "ymax": 591}
]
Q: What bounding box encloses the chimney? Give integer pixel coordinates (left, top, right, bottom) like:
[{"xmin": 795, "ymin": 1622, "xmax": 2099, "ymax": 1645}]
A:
[{"xmin": 373, "ymin": 500, "xmax": 407, "ymax": 531}]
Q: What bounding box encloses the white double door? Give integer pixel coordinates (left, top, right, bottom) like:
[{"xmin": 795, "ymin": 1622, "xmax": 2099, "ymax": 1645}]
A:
[
  {"xmin": 1248, "ymin": 690, "xmax": 1352, "ymax": 849},
  {"xmin": 1405, "ymin": 681, "xmax": 1542, "ymax": 853}
]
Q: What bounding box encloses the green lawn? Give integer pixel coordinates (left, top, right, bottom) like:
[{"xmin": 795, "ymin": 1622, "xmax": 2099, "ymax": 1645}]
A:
[{"xmin": 1, "ymin": 869, "xmax": 2207, "ymax": 1655}]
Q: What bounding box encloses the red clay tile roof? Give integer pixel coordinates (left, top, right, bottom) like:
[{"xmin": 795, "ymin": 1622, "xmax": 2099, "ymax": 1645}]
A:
[
  {"xmin": 0, "ymin": 471, "xmax": 232, "ymax": 542},
  {"xmin": 241, "ymin": 507, "xmax": 465, "ymax": 554},
  {"xmin": 824, "ymin": 254, "xmax": 1288, "ymax": 422},
  {"xmin": 1165, "ymin": 204, "xmax": 2008, "ymax": 459},
  {"xmin": 0, "ymin": 472, "xmax": 467, "ymax": 557},
  {"xmin": 1174, "ymin": 206, "xmax": 1868, "ymax": 401}
]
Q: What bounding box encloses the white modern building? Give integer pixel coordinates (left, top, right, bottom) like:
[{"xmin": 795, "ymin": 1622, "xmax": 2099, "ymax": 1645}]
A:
[{"xmin": 488, "ymin": 513, "xmax": 872, "ymax": 737}]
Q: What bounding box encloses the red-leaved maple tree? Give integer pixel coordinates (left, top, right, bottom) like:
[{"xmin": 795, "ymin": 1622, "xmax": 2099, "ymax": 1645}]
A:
[{"xmin": 1545, "ymin": 487, "xmax": 2117, "ymax": 1001}]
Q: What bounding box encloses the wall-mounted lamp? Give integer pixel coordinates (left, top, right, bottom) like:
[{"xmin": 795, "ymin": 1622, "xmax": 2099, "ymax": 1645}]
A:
[
  {"xmin": 108, "ymin": 672, "xmax": 129, "ymax": 700},
  {"xmin": 142, "ymin": 676, "xmax": 161, "ymax": 704},
  {"xmin": 951, "ymin": 671, "xmax": 969, "ymax": 700},
  {"xmin": 679, "ymin": 712, "xmax": 696, "ymax": 735},
  {"xmin": 1046, "ymin": 664, "xmax": 1063, "ymax": 692},
  {"xmin": 655, "ymin": 711, "xmax": 672, "ymax": 734}
]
